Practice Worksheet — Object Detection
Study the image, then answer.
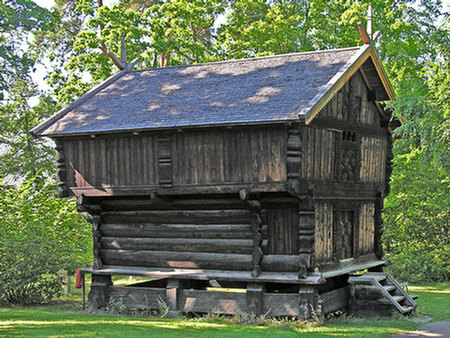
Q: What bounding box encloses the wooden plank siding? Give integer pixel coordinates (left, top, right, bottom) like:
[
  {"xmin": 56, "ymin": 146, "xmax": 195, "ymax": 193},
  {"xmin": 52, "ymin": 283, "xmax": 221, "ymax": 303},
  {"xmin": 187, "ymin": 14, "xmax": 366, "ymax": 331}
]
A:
[
  {"xmin": 319, "ymin": 71, "xmax": 381, "ymax": 127},
  {"xmin": 300, "ymin": 126, "xmax": 335, "ymax": 180},
  {"xmin": 359, "ymin": 136, "xmax": 387, "ymax": 184},
  {"xmin": 64, "ymin": 134, "xmax": 159, "ymax": 188},
  {"xmin": 314, "ymin": 201, "xmax": 334, "ymax": 263},
  {"xmin": 266, "ymin": 208, "xmax": 299, "ymax": 255},
  {"xmin": 62, "ymin": 126, "xmax": 286, "ymax": 190},
  {"xmin": 172, "ymin": 127, "xmax": 286, "ymax": 185},
  {"xmin": 358, "ymin": 202, "xmax": 375, "ymax": 255}
]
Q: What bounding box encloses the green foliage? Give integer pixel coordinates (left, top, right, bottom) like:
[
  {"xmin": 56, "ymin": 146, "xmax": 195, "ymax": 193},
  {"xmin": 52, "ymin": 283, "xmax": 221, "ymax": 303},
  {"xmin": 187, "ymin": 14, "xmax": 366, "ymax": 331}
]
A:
[
  {"xmin": 383, "ymin": 146, "xmax": 449, "ymax": 282},
  {"xmin": 0, "ymin": 177, "xmax": 92, "ymax": 304},
  {"xmin": 0, "ymin": 0, "xmax": 54, "ymax": 99}
]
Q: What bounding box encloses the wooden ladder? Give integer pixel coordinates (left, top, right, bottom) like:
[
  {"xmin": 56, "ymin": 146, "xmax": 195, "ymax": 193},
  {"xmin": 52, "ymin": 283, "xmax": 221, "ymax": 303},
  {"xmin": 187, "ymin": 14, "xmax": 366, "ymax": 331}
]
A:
[{"xmin": 348, "ymin": 272, "xmax": 417, "ymax": 316}]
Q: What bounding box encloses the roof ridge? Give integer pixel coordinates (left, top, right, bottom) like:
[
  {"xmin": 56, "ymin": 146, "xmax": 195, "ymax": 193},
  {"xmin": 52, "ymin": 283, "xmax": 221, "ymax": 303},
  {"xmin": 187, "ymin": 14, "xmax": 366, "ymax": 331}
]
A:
[{"xmin": 127, "ymin": 46, "xmax": 363, "ymax": 73}]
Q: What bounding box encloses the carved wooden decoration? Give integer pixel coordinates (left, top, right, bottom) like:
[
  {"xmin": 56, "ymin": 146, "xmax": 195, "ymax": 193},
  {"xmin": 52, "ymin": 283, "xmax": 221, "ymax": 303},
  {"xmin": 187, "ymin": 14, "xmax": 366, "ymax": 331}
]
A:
[
  {"xmin": 298, "ymin": 210, "xmax": 315, "ymax": 278},
  {"xmin": 335, "ymin": 131, "xmax": 359, "ymax": 181},
  {"xmin": 333, "ymin": 209, "xmax": 354, "ymax": 261}
]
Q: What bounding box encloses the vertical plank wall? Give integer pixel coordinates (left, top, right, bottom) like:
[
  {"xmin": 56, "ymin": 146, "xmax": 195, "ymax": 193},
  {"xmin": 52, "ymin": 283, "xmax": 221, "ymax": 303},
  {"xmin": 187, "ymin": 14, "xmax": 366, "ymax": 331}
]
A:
[
  {"xmin": 359, "ymin": 137, "xmax": 387, "ymax": 184},
  {"xmin": 301, "ymin": 127, "xmax": 335, "ymax": 180},
  {"xmin": 319, "ymin": 70, "xmax": 381, "ymax": 127},
  {"xmin": 62, "ymin": 126, "xmax": 287, "ymax": 189},
  {"xmin": 358, "ymin": 202, "xmax": 375, "ymax": 255},
  {"xmin": 314, "ymin": 202, "xmax": 333, "ymax": 263},
  {"xmin": 64, "ymin": 134, "xmax": 159, "ymax": 188},
  {"xmin": 172, "ymin": 126, "xmax": 286, "ymax": 185}
]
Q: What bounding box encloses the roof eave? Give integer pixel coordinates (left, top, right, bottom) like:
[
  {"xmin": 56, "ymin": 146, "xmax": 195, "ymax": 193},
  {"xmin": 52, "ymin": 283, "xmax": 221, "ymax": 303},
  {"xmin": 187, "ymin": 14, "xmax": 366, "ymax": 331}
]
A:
[
  {"xmin": 30, "ymin": 67, "xmax": 133, "ymax": 137},
  {"xmin": 39, "ymin": 118, "xmax": 302, "ymax": 138}
]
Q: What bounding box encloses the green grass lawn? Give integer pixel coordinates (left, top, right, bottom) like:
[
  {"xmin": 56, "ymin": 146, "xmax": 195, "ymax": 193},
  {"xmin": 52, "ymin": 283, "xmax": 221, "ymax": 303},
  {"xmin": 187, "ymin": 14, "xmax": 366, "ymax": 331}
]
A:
[{"xmin": 0, "ymin": 282, "xmax": 448, "ymax": 338}]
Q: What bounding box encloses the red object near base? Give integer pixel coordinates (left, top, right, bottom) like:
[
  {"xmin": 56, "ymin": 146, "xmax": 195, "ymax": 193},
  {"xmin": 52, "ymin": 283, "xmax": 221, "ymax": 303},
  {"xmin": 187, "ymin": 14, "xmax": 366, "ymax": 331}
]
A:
[{"xmin": 75, "ymin": 268, "xmax": 84, "ymax": 288}]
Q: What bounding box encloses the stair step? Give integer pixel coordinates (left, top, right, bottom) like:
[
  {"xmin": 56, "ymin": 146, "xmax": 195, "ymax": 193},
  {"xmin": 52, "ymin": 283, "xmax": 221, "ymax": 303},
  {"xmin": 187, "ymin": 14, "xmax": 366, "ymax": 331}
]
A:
[
  {"xmin": 402, "ymin": 306, "xmax": 415, "ymax": 314},
  {"xmin": 383, "ymin": 285, "xmax": 395, "ymax": 292},
  {"xmin": 364, "ymin": 273, "xmax": 387, "ymax": 282},
  {"xmin": 393, "ymin": 295, "xmax": 405, "ymax": 303},
  {"xmin": 410, "ymin": 294, "xmax": 419, "ymax": 300}
]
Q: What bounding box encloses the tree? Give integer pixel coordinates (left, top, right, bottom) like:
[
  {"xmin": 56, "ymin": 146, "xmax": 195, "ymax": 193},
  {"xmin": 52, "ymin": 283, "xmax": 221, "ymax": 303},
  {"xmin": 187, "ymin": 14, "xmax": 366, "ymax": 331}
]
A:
[
  {"xmin": 0, "ymin": 0, "xmax": 93, "ymax": 304},
  {"xmin": 0, "ymin": 0, "xmax": 53, "ymax": 100}
]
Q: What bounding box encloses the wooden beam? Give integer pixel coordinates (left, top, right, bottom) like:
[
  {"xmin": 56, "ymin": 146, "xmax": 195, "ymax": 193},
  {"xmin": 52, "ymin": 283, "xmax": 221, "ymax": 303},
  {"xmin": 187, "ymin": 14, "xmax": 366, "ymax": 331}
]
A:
[
  {"xmin": 358, "ymin": 22, "xmax": 371, "ymax": 44},
  {"xmin": 81, "ymin": 265, "xmax": 326, "ymax": 285}
]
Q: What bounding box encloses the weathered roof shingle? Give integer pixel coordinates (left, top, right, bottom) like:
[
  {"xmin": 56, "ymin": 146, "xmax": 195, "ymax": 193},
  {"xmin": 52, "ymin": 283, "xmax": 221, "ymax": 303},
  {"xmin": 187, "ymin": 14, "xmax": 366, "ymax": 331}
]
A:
[{"xmin": 33, "ymin": 46, "xmax": 377, "ymax": 136}]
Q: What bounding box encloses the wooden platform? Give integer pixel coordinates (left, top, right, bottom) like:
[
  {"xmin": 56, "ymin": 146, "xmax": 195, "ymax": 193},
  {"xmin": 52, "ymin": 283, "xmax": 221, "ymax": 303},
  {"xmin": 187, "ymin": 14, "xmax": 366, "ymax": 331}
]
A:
[{"xmin": 81, "ymin": 265, "xmax": 325, "ymax": 285}]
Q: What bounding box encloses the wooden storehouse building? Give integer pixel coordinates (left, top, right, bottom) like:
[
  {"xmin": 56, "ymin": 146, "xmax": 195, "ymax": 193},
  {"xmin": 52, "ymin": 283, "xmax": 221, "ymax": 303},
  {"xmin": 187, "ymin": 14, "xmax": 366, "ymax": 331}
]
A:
[{"xmin": 32, "ymin": 42, "xmax": 416, "ymax": 318}]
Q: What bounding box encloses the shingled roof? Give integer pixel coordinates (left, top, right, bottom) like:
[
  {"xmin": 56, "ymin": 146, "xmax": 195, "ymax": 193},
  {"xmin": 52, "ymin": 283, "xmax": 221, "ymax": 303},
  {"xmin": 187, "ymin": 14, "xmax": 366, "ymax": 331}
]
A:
[{"xmin": 32, "ymin": 44, "xmax": 393, "ymax": 137}]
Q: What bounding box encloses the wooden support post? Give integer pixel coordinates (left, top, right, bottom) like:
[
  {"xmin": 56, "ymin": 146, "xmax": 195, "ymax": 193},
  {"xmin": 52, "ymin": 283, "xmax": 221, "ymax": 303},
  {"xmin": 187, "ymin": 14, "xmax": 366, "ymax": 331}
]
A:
[
  {"xmin": 247, "ymin": 283, "xmax": 265, "ymax": 316},
  {"xmin": 374, "ymin": 191, "xmax": 384, "ymax": 259},
  {"xmin": 298, "ymin": 286, "xmax": 317, "ymax": 320},
  {"xmin": 78, "ymin": 196, "xmax": 103, "ymax": 270},
  {"xmin": 287, "ymin": 124, "xmax": 301, "ymax": 196},
  {"xmin": 298, "ymin": 209, "xmax": 315, "ymax": 278},
  {"xmin": 55, "ymin": 139, "xmax": 70, "ymax": 197},
  {"xmin": 240, "ymin": 190, "xmax": 266, "ymax": 277},
  {"xmin": 166, "ymin": 279, "xmax": 182, "ymax": 317},
  {"xmin": 385, "ymin": 134, "xmax": 394, "ymax": 196},
  {"xmin": 348, "ymin": 283, "xmax": 356, "ymax": 316},
  {"xmin": 88, "ymin": 274, "xmax": 112, "ymax": 312}
]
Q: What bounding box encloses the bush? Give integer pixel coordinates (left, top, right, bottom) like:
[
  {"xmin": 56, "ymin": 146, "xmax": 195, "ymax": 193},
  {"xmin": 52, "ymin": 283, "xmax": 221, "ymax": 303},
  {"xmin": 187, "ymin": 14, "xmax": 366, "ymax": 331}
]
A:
[
  {"xmin": 0, "ymin": 177, "xmax": 91, "ymax": 304},
  {"xmin": 386, "ymin": 247, "xmax": 450, "ymax": 283},
  {"xmin": 1, "ymin": 273, "xmax": 64, "ymax": 305}
]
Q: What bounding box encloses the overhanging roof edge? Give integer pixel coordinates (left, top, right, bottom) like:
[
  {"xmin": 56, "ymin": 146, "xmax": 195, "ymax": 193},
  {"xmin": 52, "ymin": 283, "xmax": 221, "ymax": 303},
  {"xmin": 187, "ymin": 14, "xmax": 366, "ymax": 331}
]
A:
[{"xmin": 30, "ymin": 69, "xmax": 128, "ymax": 137}]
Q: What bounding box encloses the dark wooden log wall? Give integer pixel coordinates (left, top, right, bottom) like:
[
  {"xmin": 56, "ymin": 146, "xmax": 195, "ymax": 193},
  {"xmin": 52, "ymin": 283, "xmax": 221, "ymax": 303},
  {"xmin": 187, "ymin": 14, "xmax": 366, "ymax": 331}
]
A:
[
  {"xmin": 61, "ymin": 126, "xmax": 286, "ymax": 190},
  {"xmin": 90, "ymin": 195, "xmax": 301, "ymax": 273}
]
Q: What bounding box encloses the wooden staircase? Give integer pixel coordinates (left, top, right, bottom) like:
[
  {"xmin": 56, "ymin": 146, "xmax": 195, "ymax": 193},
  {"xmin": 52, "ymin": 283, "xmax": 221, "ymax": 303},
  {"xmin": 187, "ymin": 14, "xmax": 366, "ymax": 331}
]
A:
[{"xmin": 348, "ymin": 272, "xmax": 417, "ymax": 317}]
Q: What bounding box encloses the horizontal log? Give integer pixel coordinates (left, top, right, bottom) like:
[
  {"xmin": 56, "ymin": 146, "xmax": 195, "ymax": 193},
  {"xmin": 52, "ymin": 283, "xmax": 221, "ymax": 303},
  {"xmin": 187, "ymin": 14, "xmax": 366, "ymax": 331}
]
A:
[
  {"xmin": 101, "ymin": 210, "xmax": 252, "ymax": 224},
  {"xmin": 101, "ymin": 198, "xmax": 245, "ymax": 211},
  {"xmin": 262, "ymin": 255, "xmax": 299, "ymax": 272},
  {"xmin": 100, "ymin": 237, "xmax": 253, "ymax": 254},
  {"xmin": 100, "ymin": 249, "xmax": 253, "ymax": 271},
  {"xmin": 180, "ymin": 289, "xmax": 247, "ymax": 314},
  {"xmin": 107, "ymin": 286, "xmax": 166, "ymax": 310},
  {"xmin": 263, "ymin": 293, "xmax": 299, "ymax": 317},
  {"xmin": 100, "ymin": 223, "xmax": 253, "ymax": 239},
  {"xmin": 70, "ymin": 182, "xmax": 288, "ymax": 198},
  {"xmin": 320, "ymin": 286, "xmax": 348, "ymax": 314}
]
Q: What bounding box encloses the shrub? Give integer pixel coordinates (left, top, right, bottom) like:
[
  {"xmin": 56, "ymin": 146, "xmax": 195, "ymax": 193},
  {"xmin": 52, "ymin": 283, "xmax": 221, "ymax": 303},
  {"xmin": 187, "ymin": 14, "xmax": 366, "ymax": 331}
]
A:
[
  {"xmin": 0, "ymin": 177, "xmax": 91, "ymax": 304},
  {"xmin": 386, "ymin": 247, "xmax": 450, "ymax": 283}
]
